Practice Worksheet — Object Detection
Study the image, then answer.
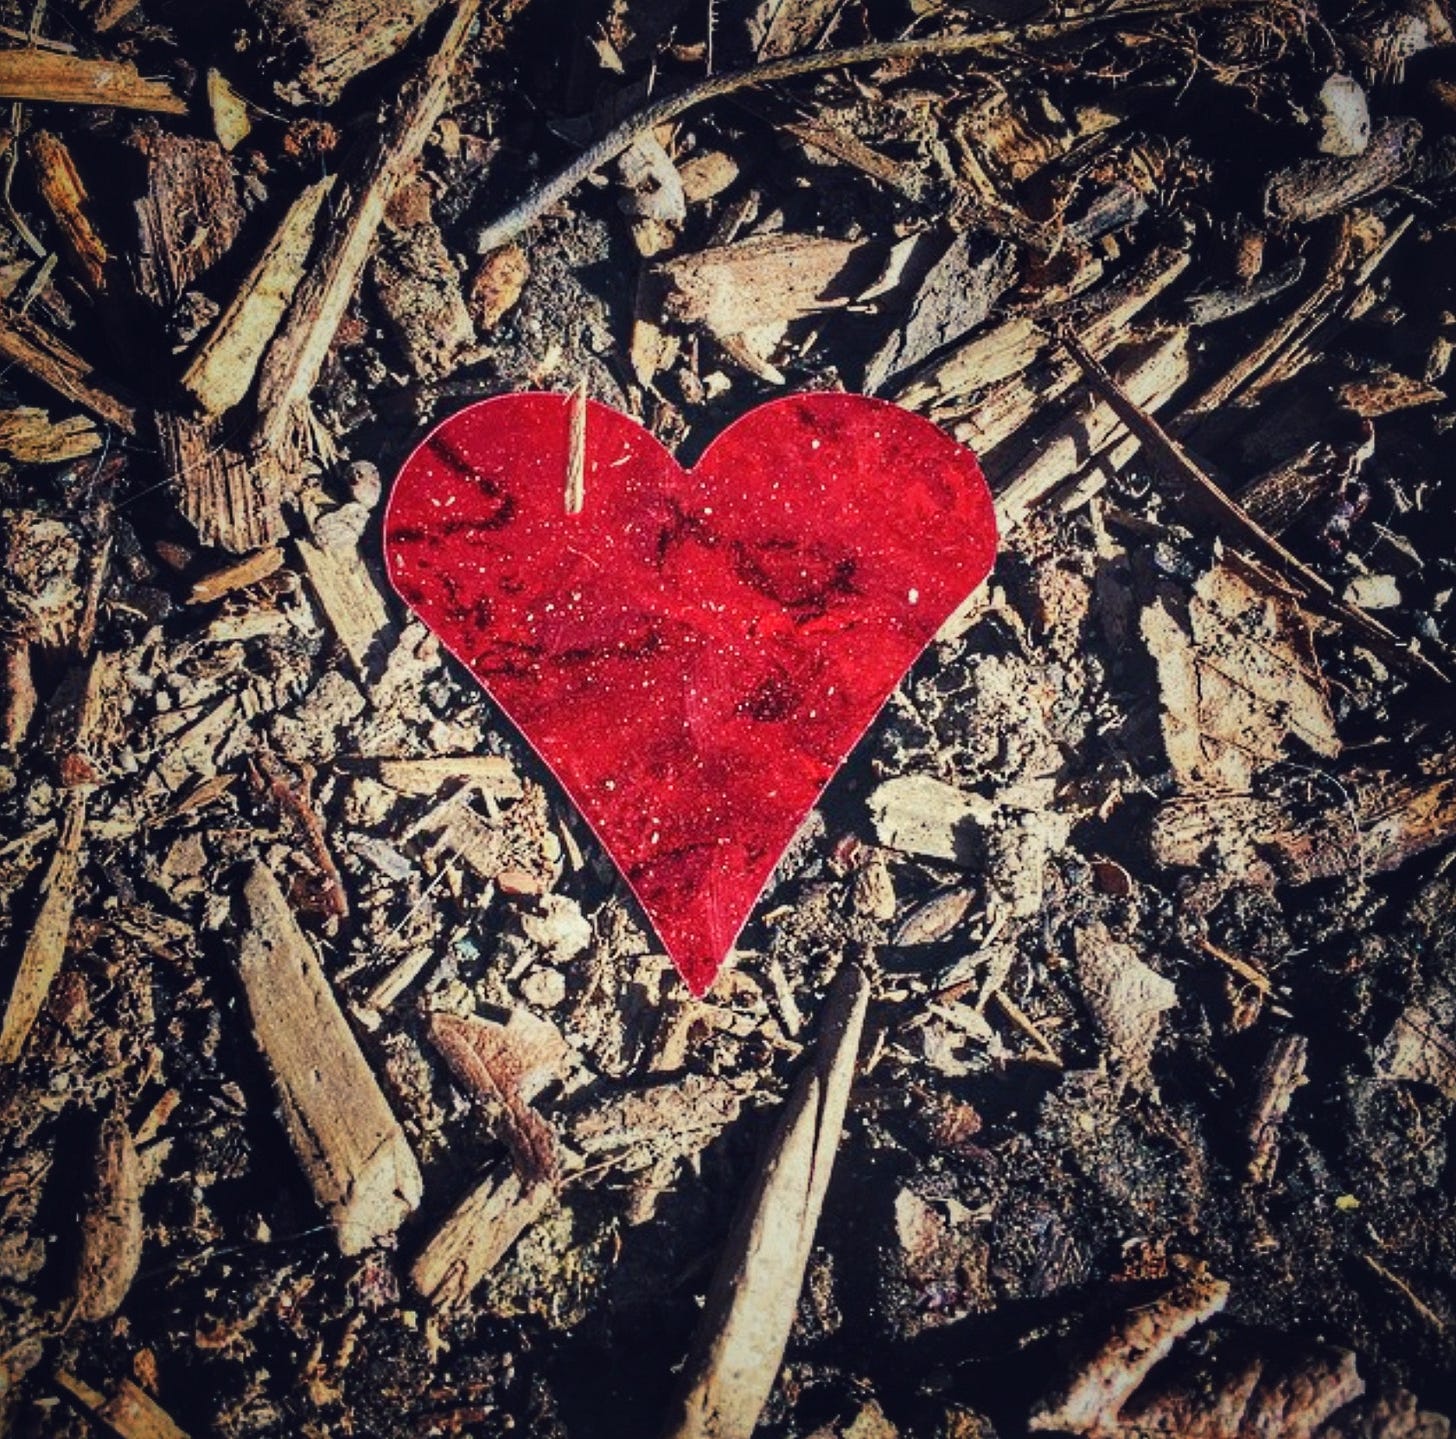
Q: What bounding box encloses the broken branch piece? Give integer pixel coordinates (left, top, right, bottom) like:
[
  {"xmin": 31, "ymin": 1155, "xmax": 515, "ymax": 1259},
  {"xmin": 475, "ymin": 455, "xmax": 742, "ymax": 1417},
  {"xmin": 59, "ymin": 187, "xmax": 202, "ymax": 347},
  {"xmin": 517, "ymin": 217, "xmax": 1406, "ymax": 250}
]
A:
[{"xmin": 663, "ymin": 963, "xmax": 869, "ymax": 1439}]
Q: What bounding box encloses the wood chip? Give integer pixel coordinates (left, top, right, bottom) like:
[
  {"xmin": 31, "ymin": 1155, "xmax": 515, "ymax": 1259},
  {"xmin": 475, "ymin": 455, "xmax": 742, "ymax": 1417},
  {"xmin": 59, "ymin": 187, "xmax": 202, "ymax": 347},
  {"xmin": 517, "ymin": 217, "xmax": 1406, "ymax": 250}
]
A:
[
  {"xmin": 1264, "ymin": 119, "xmax": 1422, "ymax": 223},
  {"xmin": 996, "ymin": 331, "xmax": 1191, "ymax": 533},
  {"xmin": 429, "ymin": 1009, "xmax": 572, "ymax": 1186},
  {"xmin": 864, "ymin": 232, "xmax": 1016, "ymax": 394},
  {"xmin": 0, "ymin": 50, "xmax": 186, "ymax": 112},
  {"xmin": 252, "ymin": 0, "xmax": 481, "ymax": 466},
  {"xmin": 656, "ymin": 233, "xmax": 873, "ymax": 337},
  {"xmin": 0, "ymin": 792, "xmax": 87, "ymax": 1064},
  {"xmin": 411, "ymin": 1165, "xmax": 553, "ymax": 1310},
  {"xmin": 0, "ymin": 406, "xmax": 99, "ymax": 463},
  {"xmin": 0, "ymin": 310, "xmax": 135, "ymax": 434},
  {"xmin": 1248, "ymin": 1032, "xmax": 1309, "ymax": 1186},
  {"xmin": 372, "ymin": 755, "xmax": 522, "ymax": 799},
  {"xmin": 868, "ymin": 774, "xmax": 996, "ymax": 864},
  {"xmin": 663, "ymin": 964, "xmax": 869, "ymax": 1439},
  {"xmin": 55, "ymin": 1372, "xmax": 190, "ymax": 1439},
  {"xmin": 238, "ymin": 863, "xmax": 422, "ymax": 1253},
  {"xmin": 27, "ymin": 131, "xmax": 109, "ymax": 294},
  {"xmin": 181, "ymin": 176, "xmax": 335, "ymax": 415},
  {"xmin": 71, "ymin": 1109, "xmax": 143, "ymax": 1321},
  {"xmin": 295, "ymin": 536, "xmax": 393, "ymax": 676}
]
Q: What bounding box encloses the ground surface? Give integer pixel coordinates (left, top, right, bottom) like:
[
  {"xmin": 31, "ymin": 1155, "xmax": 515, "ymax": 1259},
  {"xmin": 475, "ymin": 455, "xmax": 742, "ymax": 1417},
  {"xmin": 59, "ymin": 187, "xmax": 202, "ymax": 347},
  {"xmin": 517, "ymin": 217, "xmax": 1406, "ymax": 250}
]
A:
[{"xmin": 1, "ymin": 1, "xmax": 1455, "ymax": 1436}]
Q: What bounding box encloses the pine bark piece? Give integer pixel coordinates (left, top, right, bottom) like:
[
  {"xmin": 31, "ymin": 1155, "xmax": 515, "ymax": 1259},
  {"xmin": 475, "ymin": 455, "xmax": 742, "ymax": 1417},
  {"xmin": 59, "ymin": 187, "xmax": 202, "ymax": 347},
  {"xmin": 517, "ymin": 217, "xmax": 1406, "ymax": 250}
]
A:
[
  {"xmin": 253, "ymin": 0, "xmax": 448, "ymax": 106},
  {"xmin": 1264, "ymin": 119, "xmax": 1422, "ymax": 224},
  {"xmin": 0, "ymin": 50, "xmax": 186, "ymax": 112},
  {"xmin": 1027, "ymin": 1266, "xmax": 1231, "ymax": 1434},
  {"xmin": 410, "ymin": 1165, "xmax": 553, "ymax": 1310},
  {"xmin": 370, "ymin": 195, "xmax": 477, "ymax": 380},
  {"xmin": 0, "ymin": 311, "xmax": 135, "ymax": 434},
  {"xmin": 187, "ymin": 548, "xmax": 284, "ymax": 605},
  {"xmin": 662, "ymin": 964, "xmax": 869, "ymax": 1439},
  {"xmin": 1248, "ymin": 1033, "xmax": 1310, "ymax": 1186},
  {"xmin": 181, "ymin": 176, "xmax": 335, "ymax": 415},
  {"xmin": 26, "ymin": 131, "xmax": 109, "ymax": 295},
  {"xmin": 252, "ymin": 0, "xmax": 481, "ymax": 463},
  {"xmin": 158, "ymin": 415, "xmax": 287, "ymax": 554},
  {"xmin": 0, "ymin": 793, "xmax": 87, "ymax": 1065},
  {"xmin": 55, "ymin": 1372, "xmax": 190, "ymax": 1439},
  {"xmin": 130, "ymin": 124, "xmax": 244, "ymax": 311},
  {"xmin": 428, "ymin": 1010, "xmax": 571, "ymax": 1187},
  {"xmin": 238, "ymin": 863, "xmax": 422, "ymax": 1254},
  {"xmin": 72, "ymin": 1110, "xmax": 143, "ymax": 1321}
]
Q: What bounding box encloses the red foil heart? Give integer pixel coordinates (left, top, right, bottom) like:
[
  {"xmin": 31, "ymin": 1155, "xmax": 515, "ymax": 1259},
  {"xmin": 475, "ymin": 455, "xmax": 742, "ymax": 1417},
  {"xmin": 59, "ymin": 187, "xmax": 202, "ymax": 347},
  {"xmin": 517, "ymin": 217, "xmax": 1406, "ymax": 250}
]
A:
[{"xmin": 384, "ymin": 393, "xmax": 996, "ymax": 994}]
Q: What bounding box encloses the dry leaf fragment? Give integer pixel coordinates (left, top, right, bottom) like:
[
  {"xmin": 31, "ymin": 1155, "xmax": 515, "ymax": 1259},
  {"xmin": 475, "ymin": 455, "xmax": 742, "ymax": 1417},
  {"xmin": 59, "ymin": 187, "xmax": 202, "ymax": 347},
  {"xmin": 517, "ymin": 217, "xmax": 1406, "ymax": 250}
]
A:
[
  {"xmin": 892, "ymin": 888, "xmax": 974, "ymax": 947},
  {"xmin": 72, "ymin": 1110, "xmax": 143, "ymax": 1321},
  {"xmin": 1073, "ymin": 923, "xmax": 1177, "ymax": 1094},
  {"xmin": 1142, "ymin": 558, "xmax": 1340, "ymax": 793},
  {"xmin": 429, "ymin": 1010, "xmax": 572, "ymax": 1186},
  {"xmin": 206, "ymin": 69, "xmax": 251, "ymax": 151}
]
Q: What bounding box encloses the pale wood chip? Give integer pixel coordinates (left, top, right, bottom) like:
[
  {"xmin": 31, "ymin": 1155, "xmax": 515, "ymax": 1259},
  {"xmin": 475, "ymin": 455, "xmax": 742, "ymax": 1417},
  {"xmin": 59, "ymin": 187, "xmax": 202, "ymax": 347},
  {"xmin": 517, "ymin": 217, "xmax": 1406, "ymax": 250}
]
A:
[
  {"xmin": 0, "ymin": 793, "xmax": 87, "ymax": 1064},
  {"xmin": 72, "ymin": 1110, "xmax": 143, "ymax": 1320},
  {"xmin": 238, "ymin": 864, "xmax": 422, "ymax": 1253}
]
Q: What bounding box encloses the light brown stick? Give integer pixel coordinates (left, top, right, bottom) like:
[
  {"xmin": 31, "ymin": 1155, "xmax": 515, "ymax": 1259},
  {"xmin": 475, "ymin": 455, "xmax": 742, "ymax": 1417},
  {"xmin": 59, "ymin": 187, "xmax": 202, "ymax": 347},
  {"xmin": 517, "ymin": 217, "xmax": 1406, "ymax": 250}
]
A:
[
  {"xmin": 238, "ymin": 864, "xmax": 422, "ymax": 1253},
  {"xmin": 251, "ymin": 0, "xmax": 481, "ymax": 456},
  {"xmin": 663, "ymin": 964, "xmax": 869, "ymax": 1439},
  {"xmin": 0, "ymin": 50, "xmax": 186, "ymax": 112},
  {"xmin": 1055, "ymin": 327, "xmax": 1448, "ymax": 684}
]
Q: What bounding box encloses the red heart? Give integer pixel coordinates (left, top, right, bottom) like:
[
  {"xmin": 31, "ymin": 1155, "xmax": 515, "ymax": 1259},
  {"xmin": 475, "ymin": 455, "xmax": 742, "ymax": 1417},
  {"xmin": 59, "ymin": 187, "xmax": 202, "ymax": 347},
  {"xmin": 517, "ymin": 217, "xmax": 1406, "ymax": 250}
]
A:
[{"xmin": 384, "ymin": 393, "xmax": 996, "ymax": 994}]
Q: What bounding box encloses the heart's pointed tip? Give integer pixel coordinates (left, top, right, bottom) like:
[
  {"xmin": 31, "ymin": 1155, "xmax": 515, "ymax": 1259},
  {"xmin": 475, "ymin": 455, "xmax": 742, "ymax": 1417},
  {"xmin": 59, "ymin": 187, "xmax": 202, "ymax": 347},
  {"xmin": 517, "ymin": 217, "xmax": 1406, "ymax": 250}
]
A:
[{"xmin": 669, "ymin": 948, "xmax": 724, "ymax": 998}]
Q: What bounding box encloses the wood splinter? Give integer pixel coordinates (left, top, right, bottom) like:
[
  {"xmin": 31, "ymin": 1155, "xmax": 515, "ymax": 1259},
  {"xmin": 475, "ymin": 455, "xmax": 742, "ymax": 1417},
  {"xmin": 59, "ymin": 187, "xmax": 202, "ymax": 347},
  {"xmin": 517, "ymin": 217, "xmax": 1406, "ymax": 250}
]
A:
[{"xmin": 662, "ymin": 963, "xmax": 869, "ymax": 1439}]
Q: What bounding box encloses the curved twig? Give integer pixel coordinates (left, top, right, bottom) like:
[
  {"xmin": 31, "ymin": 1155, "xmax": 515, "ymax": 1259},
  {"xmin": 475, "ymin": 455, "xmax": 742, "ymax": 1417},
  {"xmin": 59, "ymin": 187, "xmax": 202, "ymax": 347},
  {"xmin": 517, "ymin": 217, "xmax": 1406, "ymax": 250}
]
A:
[{"xmin": 475, "ymin": 0, "xmax": 1252, "ymax": 253}]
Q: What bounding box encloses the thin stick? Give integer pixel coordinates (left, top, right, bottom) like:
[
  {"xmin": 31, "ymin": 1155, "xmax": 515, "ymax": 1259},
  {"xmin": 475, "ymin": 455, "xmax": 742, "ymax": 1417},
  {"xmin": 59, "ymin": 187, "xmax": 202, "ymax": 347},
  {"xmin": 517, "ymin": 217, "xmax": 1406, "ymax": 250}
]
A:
[
  {"xmin": 475, "ymin": 0, "xmax": 1253, "ymax": 253},
  {"xmin": 565, "ymin": 377, "xmax": 586, "ymax": 515},
  {"xmin": 1053, "ymin": 326, "xmax": 1449, "ymax": 686}
]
